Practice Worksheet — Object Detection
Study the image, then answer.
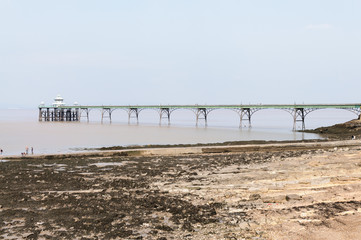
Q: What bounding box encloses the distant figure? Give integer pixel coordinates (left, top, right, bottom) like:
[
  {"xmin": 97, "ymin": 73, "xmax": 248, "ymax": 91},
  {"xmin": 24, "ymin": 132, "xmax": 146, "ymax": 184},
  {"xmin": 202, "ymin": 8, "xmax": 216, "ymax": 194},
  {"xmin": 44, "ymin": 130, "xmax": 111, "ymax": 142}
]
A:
[
  {"xmin": 0, "ymin": 149, "xmax": 3, "ymax": 155},
  {"xmin": 31, "ymin": 147, "xmax": 34, "ymax": 155},
  {"xmin": 352, "ymin": 135, "xmax": 356, "ymax": 140}
]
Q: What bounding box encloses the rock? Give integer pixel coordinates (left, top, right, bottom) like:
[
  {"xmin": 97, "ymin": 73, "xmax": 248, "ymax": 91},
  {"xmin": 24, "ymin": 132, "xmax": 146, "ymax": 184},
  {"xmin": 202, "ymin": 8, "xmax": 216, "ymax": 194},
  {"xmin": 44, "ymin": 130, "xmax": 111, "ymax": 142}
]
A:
[
  {"xmin": 286, "ymin": 194, "xmax": 302, "ymax": 201},
  {"xmin": 249, "ymin": 194, "xmax": 261, "ymax": 201}
]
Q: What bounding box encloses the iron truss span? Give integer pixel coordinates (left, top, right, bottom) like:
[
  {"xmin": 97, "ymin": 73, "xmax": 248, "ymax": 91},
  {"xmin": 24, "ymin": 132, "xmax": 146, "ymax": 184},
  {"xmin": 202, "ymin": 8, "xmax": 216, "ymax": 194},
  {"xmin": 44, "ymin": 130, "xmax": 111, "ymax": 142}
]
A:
[{"xmin": 38, "ymin": 104, "xmax": 361, "ymax": 131}]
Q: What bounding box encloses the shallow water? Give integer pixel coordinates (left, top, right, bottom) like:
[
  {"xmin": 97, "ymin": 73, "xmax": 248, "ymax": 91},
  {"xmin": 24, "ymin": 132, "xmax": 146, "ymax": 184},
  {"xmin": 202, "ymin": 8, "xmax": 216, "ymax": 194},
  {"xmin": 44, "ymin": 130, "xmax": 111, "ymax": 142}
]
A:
[{"xmin": 0, "ymin": 108, "xmax": 356, "ymax": 155}]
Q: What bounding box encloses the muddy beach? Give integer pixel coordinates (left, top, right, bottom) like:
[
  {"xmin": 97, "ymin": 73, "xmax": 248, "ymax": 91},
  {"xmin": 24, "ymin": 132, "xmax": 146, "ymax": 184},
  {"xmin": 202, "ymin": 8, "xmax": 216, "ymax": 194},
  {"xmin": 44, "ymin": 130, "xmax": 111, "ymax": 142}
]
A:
[
  {"xmin": 304, "ymin": 119, "xmax": 361, "ymax": 140},
  {"xmin": 1, "ymin": 122, "xmax": 361, "ymax": 239}
]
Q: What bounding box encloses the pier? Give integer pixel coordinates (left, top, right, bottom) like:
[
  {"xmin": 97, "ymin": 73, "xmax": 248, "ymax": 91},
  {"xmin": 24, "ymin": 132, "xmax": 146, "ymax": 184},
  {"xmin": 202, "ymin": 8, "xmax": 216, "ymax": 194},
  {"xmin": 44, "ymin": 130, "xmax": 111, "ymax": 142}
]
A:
[{"xmin": 38, "ymin": 98, "xmax": 361, "ymax": 130}]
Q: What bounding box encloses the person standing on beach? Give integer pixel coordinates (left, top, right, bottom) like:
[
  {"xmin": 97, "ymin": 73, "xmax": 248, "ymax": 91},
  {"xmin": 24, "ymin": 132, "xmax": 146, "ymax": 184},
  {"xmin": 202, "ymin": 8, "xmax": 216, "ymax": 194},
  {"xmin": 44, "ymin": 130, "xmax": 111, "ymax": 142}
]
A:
[
  {"xmin": 26, "ymin": 146, "xmax": 29, "ymax": 155},
  {"xmin": 0, "ymin": 149, "xmax": 3, "ymax": 155},
  {"xmin": 31, "ymin": 147, "xmax": 34, "ymax": 155}
]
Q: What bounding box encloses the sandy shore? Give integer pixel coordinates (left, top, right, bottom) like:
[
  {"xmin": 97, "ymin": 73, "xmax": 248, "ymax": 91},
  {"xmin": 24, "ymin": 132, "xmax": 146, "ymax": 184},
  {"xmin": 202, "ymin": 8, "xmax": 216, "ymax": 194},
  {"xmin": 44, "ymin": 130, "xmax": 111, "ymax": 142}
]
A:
[
  {"xmin": 1, "ymin": 139, "xmax": 361, "ymax": 239},
  {"xmin": 2, "ymin": 139, "xmax": 360, "ymax": 160}
]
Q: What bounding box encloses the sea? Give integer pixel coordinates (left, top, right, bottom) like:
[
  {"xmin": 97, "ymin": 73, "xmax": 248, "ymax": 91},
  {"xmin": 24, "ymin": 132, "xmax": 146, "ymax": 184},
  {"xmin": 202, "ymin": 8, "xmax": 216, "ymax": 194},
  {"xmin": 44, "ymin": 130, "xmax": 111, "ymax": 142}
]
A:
[{"xmin": 0, "ymin": 108, "xmax": 356, "ymax": 156}]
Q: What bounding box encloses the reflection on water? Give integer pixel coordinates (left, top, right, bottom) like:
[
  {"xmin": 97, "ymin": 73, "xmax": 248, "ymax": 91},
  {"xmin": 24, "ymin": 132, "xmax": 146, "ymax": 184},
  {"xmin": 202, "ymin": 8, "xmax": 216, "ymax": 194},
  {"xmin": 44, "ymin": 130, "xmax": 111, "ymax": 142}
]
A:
[{"xmin": 0, "ymin": 108, "xmax": 356, "ymax": 155}]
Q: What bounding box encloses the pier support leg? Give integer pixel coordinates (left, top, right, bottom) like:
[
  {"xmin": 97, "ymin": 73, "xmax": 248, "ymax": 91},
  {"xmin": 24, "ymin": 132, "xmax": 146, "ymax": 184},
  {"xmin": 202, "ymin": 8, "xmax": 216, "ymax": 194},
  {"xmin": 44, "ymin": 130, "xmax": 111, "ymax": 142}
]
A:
[
  {"xmin": 47, "ymin": 108, "xmax": 50, "ymax": 121},
  {"xmin": 39, "ymin": 108, "xmax": 43, "ymax": 121},
  {"xmin": 239, "ymin": 108, "xmax": 252, "ymax": 128},
  {"xmin": 60, "ymin": 109, "xmax": 65, "ymax": 121},
  {"xmin": 293, "ymin": 108, "xmax": 305, "ymax": 131},
  {"xmin": 79, "ymin": 108, "xmax": 90, "ymax": 122},
  {"xmin": 54, "ymin": 108, "xmax": 58, "ymax": 121},
  {"xmin": 159, "ymin": 108, "xmax": 171, "ymax": 125},
  {"xmin": 66, "ymin": 109, "xmax": 71, "ymax": 121},
  {"xmin": 234, "ymin": 108, "xmax": 258, "ymax": 129},
  {"xmin": 128, "ymin": 108, "xmax": 140, "ymax": 124},
  {"xmin": 75, "ymin": 108, "xmax": 80, "ymax": 121},
  {"xmin": 101, "ymin": 108, "xmax": 112, "ymax": 123},
  {"xmin": 196, "ymin": 108, "xmax": 208, "ymax": 127},
  {"xmin": 56, "ymin": 109, "xmax": 60, "ymax": 121}
]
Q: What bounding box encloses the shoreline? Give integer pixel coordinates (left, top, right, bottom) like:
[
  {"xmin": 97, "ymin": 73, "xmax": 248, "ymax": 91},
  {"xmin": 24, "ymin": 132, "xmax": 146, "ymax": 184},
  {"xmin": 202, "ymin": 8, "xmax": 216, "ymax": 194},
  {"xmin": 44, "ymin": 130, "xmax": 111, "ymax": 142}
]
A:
[
  {"xmin": 3, "ymin": 117, "xmax": 359, "ymax": 159},
  {"xmin": 2, "ymin": 138, "xmax": 360, "ymax": 161},
  {"xmin": 3, "ymin": 118, "xmax": 359, "ymax": 160}
]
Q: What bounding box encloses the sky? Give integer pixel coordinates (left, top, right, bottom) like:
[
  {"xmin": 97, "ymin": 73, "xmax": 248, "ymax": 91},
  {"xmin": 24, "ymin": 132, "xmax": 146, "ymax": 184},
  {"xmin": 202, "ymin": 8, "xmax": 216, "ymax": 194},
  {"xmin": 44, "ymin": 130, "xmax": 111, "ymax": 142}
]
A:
[{"xmin": 1, "ymin": 0, "xmax": 361, "ymax": 108}]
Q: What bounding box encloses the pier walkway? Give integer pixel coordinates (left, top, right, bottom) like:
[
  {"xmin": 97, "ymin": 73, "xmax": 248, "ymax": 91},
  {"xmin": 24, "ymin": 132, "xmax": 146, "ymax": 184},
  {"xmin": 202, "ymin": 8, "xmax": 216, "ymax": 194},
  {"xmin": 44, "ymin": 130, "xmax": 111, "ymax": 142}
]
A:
[{"xmin": 38, "ymin": 104, "xmax": 361, "ymax": 130}]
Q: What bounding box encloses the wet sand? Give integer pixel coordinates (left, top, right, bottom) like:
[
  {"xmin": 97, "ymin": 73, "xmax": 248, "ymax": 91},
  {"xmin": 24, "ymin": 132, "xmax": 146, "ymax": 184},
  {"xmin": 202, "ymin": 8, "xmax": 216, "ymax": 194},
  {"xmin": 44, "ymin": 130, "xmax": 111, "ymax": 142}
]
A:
[{"xmin": 1, "ymin": 135, "xmax": 361, "ymax": 239}]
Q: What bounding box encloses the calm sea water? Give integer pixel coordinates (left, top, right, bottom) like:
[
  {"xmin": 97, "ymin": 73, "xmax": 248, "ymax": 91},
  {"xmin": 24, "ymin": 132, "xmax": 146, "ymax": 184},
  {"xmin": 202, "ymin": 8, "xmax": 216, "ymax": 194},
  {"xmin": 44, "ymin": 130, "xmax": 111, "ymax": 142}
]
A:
[{"xmin": 0, "ymin": 108, "xmax": 356, "ymax": 156}]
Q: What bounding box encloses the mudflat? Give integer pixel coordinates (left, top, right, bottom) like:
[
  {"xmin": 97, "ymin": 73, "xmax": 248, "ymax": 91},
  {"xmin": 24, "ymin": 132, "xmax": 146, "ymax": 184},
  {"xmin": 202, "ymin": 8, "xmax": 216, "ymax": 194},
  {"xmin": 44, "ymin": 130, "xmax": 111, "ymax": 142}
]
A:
[{"xmin": 1, "ymin": 138, "xmax": 361, "ymax": 239}]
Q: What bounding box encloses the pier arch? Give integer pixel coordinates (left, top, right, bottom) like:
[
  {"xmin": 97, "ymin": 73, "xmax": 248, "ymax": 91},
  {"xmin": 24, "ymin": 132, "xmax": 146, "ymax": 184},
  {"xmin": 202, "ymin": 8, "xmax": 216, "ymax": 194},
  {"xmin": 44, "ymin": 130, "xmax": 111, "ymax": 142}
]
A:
[
  {"xmin": 106, "ymin": 108, "xmax": 129, "ymax": 124},
  {"xmin": 247, "ymin": 108, "xmax": 295, "ymax": 130},
  {"xmin": 298, "ymin": 108, "xmax": 358, "ymax": 130}
]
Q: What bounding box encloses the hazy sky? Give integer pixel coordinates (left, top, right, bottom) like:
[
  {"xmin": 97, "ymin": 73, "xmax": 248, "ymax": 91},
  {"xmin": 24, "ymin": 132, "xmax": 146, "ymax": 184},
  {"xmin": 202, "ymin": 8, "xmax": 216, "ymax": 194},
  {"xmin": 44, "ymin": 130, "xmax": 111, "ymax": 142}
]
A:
[{"xmin": 1, "ymin": 0, "xmax": 361, "ymax": 108}]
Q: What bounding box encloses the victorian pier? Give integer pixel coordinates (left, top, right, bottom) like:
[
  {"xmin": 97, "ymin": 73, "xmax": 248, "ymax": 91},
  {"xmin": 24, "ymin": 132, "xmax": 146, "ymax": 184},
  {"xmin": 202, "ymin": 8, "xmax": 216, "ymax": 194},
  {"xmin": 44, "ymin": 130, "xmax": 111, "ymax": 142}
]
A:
[{"xmin": 39, "ymin": 96, "xmax": 361, "ymax": 130}]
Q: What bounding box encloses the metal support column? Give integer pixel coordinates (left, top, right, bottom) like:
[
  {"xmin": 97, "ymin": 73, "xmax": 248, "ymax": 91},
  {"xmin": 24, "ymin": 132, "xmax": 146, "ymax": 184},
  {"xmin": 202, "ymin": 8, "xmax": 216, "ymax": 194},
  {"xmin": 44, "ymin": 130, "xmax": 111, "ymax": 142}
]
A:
[
  {"xmin": 196, "ymin": 108, "xmax": 208, "ymax": 126},
  {"xmin": 128, "ymin": 108, "xmax": 140, "ymax": 124},
  {"xmin": 293, "ymin": 108, "xmax": 305, "ymax": 131},
  {"xmin": 234, "ymin": 108, "xmax": 259, "ymax": 128},
  {"xmin": 101, "ymin": 108, "xmax": 112, "ymax": 123},
  {"xmin": 60, "ymin": 109, "xmax": 65, "ymax": 121},
  {"xmin": 46, "ymin": 108, "xmax": 50, "ymax": 121},
  {"xmin": 239, "ymin": 108, "xmax": 251, "ymax": 128},
  {"xmin": 66, "ymin": 109, "xmax": 71, "ymax": 121},
  {"xmin": 54, "ymin": 108, "xmax": 58, "ymax": 121},
  {"xmin": 38, "ymin": 108, "xmax": 43, "ymax": 121},
  {"xmin": 79, "ymin": 108, "xmax": 90, "ymax": 122},
  {"xmin": 159, "ymin": 108, "xmax": 171, "ymax": 125},
  {"xmin": 75, "ymin": 108, "xmax": 80, "ymax": 121}
]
